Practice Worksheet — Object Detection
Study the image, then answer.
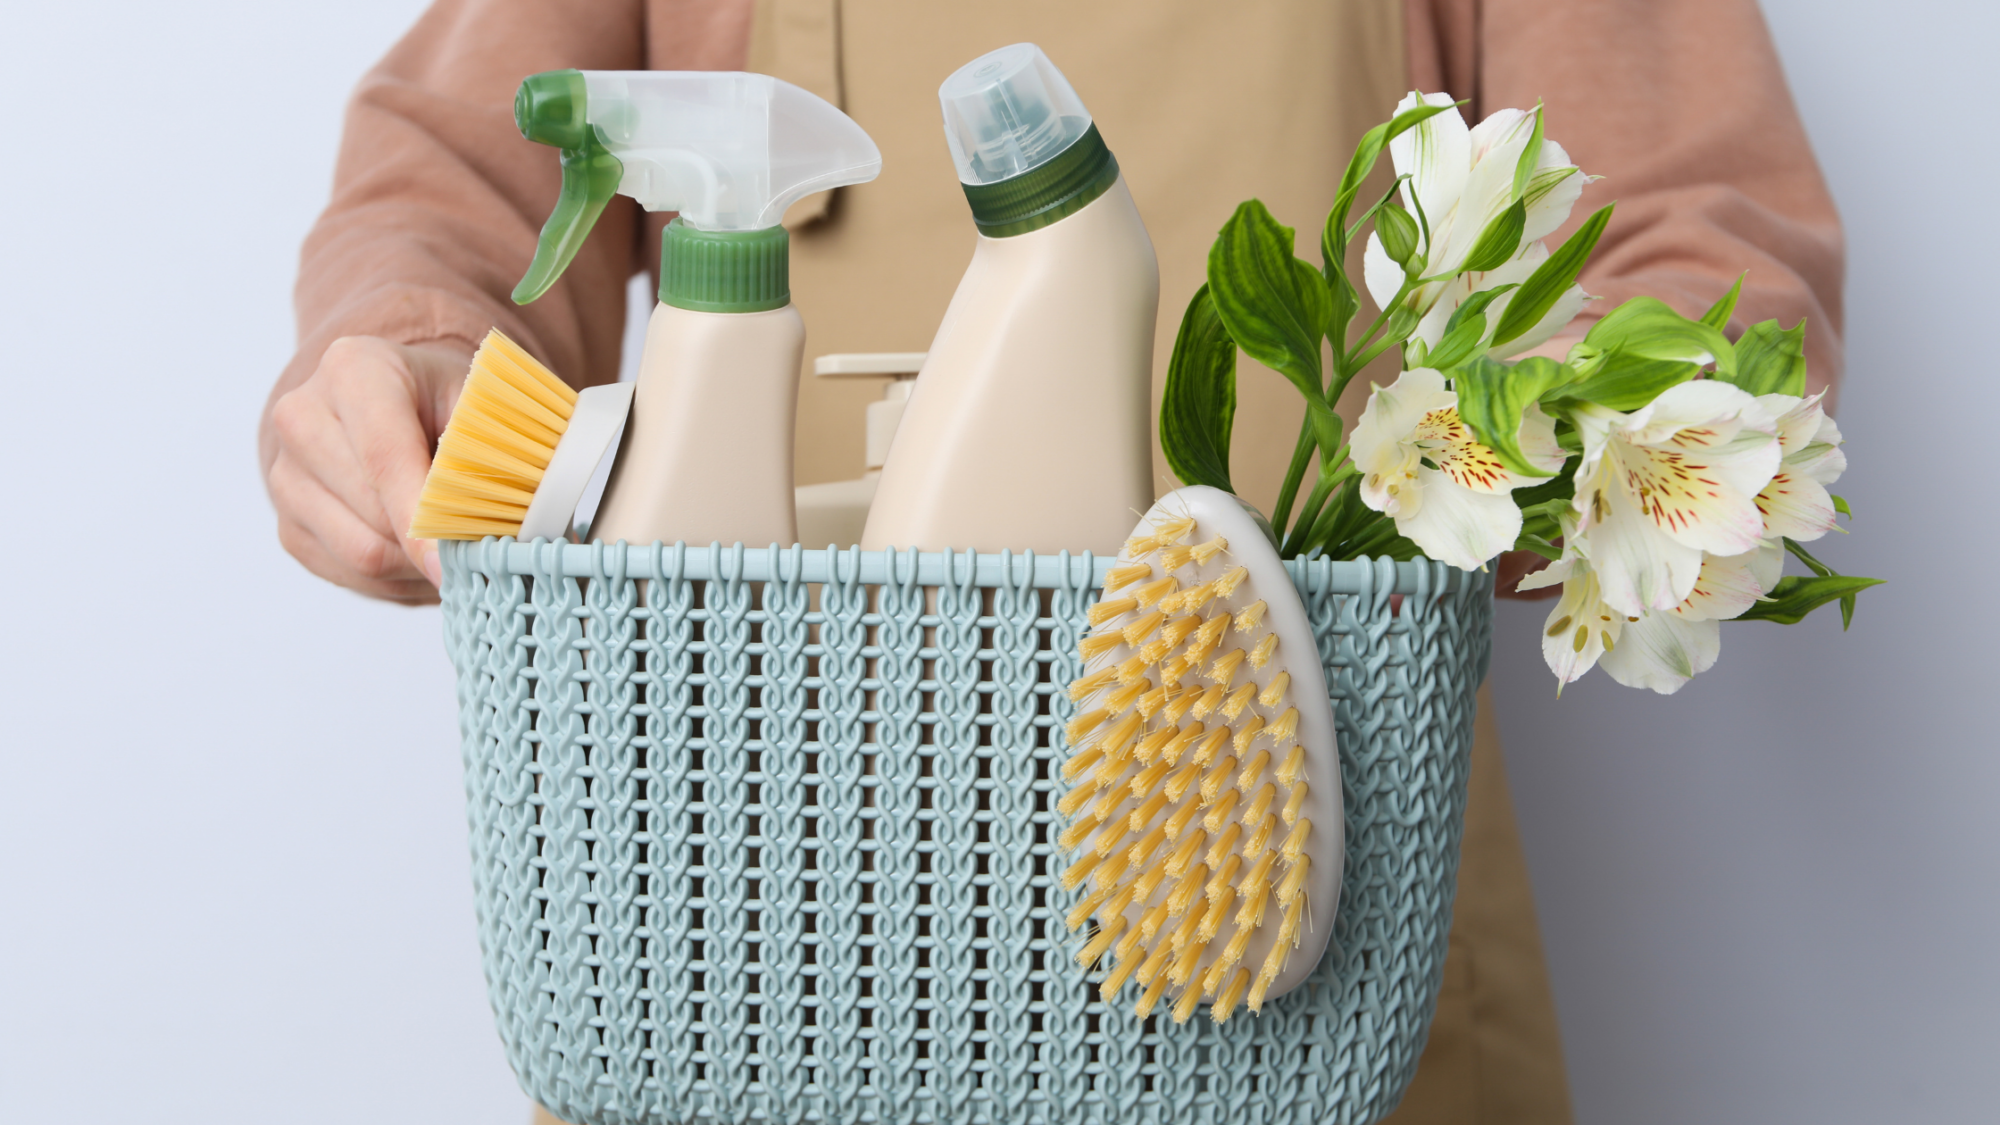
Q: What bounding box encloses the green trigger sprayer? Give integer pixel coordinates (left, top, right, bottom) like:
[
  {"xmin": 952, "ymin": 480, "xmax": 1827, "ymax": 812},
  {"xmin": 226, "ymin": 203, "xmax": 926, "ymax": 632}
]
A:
[{"xmin": 509, "ymin": 69, "xmax": 881, "ymax": 549}]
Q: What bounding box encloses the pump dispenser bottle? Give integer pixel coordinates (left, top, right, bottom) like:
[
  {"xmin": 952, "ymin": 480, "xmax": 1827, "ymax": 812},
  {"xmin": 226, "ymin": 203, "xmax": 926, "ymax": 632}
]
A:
[
  {"xmin": 860, "ymin": 44, "xmax": 1159, "ymax": 557},
  {"xmin": 511, "ymin": 70, "xmax": 882, "ymax": 548}
]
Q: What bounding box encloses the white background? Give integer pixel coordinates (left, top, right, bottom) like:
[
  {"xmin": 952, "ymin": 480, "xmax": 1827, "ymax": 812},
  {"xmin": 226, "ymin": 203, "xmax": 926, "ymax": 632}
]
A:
[{"xmin": 0, "ymin": 2, "xmax": 1990, "ymax": 1123}]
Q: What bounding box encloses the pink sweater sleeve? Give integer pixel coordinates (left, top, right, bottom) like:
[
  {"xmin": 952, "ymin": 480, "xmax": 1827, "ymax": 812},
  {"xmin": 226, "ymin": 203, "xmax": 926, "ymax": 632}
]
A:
[{"xmin": 1409, "ymin": 0, "xmax": 1846, "ymax": 405}]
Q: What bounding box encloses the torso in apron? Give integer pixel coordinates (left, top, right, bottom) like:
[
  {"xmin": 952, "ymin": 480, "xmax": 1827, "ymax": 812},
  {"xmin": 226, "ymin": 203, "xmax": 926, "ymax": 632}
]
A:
[
  {"xmin": 750, "ymin": 0, "xmax": 1406, "ymax": 507},
  {"xmin": 604, "ymin": 14, "xmax": 1577, "ymax": 1125}
]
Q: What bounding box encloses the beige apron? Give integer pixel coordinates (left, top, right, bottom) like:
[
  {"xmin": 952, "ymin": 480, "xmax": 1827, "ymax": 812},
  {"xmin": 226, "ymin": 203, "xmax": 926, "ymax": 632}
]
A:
[{"xmin": 542, "ymin": 3, "xmax": 1570, "ymax": 1120}]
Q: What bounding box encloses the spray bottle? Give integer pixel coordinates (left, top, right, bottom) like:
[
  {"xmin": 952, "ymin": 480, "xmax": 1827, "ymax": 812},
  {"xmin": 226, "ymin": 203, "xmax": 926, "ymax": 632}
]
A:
[
  {"xmin": 512, "ymin": 70, "xmax": 882, "ymax": 548},
  {"xmin": 860, "ymin": 44, "xmax": 1158, "ymax": 556}
]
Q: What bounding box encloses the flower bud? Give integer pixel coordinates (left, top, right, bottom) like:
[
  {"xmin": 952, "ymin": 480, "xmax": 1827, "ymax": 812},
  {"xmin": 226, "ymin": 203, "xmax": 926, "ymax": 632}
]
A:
[{"xmin": 1375, "ymin": 204, "xmax": 1421, "ymax": 270}]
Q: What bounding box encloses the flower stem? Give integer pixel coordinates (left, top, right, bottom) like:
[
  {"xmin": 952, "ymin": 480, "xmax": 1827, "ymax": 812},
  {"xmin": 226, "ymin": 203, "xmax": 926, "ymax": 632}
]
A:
[{"xmin": 1269, "ymin": 415, "xmax": 1317, "ymax": 542}]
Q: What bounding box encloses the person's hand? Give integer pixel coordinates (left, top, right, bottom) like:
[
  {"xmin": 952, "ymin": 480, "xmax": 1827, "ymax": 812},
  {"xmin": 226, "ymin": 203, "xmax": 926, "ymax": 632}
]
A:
[{"xmin": 263, "ymin": 336, "xmax": 473, "ymax": 604}]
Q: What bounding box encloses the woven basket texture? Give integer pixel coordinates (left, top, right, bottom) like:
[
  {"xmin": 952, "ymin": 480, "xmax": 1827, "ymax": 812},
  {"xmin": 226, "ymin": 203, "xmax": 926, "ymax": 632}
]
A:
[{"xmin": 440, "ymin": 540, "xmax": 1493, "ymax": 1125}]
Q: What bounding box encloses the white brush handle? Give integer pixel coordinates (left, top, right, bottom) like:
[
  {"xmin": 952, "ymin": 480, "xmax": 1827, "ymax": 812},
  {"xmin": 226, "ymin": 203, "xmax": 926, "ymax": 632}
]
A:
[{"xmin": 519, "ymin": 382, "xmax": 635, "ymax": 543}]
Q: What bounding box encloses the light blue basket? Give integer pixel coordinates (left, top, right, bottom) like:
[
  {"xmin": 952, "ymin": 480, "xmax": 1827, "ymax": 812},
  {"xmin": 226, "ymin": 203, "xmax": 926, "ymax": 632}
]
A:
[{"xmin": 440, "ymin": 540, "xmax": 1492, "ymax": 1125}]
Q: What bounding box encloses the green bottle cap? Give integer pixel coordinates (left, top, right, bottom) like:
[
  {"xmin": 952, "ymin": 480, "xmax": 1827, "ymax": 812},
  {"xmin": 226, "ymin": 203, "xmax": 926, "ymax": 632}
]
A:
[
  {"xmin": 959, "ymin": 122, "xmax": 1119, "ymax": 238},
  {"xmin": 659, "ymin": 219, "xmax": 790, "ymax": 313}
]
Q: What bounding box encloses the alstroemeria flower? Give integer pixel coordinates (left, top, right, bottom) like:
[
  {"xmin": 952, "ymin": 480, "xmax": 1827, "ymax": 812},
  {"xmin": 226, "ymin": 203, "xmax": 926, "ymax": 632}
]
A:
[
  {"xmin": 1752, "ymin": 392, "xmax": 1846, "ymax": 544},
  {"xmin": 1520, "ymin": 521, "xmax": 1762, "ymax": 694},
  {"xmin": 1353, "ymin": 367, "xmax": 1564, "ymax": 569},
  {"xmin": 1567, "ymin": 381, "xmax": 1781, "ymax": 616},
  {"xmin": 1363, "ymin": 92, "xmax": 1591, "ymax": 359}
]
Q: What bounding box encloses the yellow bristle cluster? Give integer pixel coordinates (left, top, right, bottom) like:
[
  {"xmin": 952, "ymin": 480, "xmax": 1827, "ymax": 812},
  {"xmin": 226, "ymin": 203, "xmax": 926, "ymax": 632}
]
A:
[
  {"xmin": 1061, "ymin": 517, "xmax": 1315, "ymax": 1023},
  {"xmin": 409, "ymin": 330, "xmax": 579, "ymax": 540}
]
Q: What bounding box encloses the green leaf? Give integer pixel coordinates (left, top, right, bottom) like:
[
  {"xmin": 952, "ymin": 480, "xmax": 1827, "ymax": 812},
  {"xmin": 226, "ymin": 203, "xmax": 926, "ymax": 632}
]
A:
[
  {"xmin": 1459, "ymin": 199, "xmax": 1528, "ymax": 274},
  {"xmin": 1328, "ymin": 263, "xmax": 1359, "ymax": 355},
  {"xmin": 1210, "ymin": 200, "xmax": 1330, "ymax": 402},
  {"xmin": 1327, "ymin": 101, "xmax": 1458, "ymax": 261},
  {"xmin": 1545, "ymin": 348, "xmax": 1704, "ymax": 412},
  {"xmin": 1784, "ymin": 536, "xmax": 1864, "ymax": 629},
  {"xmin": 1735, "ymin": 574, "xmax": 1884, "ymax": 625},
  {"xmin": 1511, "ymin": 104, "xmax": 1546, "ymax": 202},
  {"xmin": 1832, "ymin": 493, "xmax": 1852, "ymax": 518},
  {"xmin": 1452, "ymin": 356, "xmax": 1578, "ymax": 475},
  {"xmin": 1574, "ymin": 295, "xmax": 1737, "ymax": 375},
  {"xmin": 1701, "ymin": 273, "xmax": 1746, "ymax": 331},
  {"xmin": 1424, "ymin": 284, "xmax": 1520, "ymax": 371},
  {"xmin": 1159, "ymin": 284, "xmax": 1238, "ymax": 493},
  {"xmin": 1315, "ymin": 485, "xmax": 1421, "ymax": 561},
  {"xmin": 1718, "ymin": 319, "xmax": 1808, "ymax": 397},
  {"xmin": 1269, "ymin": 416, "xmax": 1318, "ymax": 542},
  {"xmin": 1511, "ymin": 456, "xmax": 1580, "ymax": 510},
  {"xmin": 1490, "ymin": 204, "xmax": 1613, "ymax": 349}
]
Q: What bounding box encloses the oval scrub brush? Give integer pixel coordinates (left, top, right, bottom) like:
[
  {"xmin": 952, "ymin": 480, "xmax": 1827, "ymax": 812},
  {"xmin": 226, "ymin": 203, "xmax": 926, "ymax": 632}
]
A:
[
  {"xmin": 409, "ymin": 329, "xmax": 633, "ymax": 541},
  {"xmin": 1059, "ymin": 485, "xmax": 1342, "ymax": 1023}
]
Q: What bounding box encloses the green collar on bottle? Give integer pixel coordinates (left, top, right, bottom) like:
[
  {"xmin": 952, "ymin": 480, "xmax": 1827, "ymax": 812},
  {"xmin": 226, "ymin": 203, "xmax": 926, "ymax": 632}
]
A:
[
  {"xmin": 960, "ymin": 123, "xmax": 1119, "ymax": 238},
  {"xmin": 659, "ymin": 219, "xmax": 790, "ymax": 313}
]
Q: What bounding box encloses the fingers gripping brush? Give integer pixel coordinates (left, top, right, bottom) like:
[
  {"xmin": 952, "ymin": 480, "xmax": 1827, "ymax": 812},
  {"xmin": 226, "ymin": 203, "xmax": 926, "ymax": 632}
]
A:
[
  {"xmin": 1061, "ymin": 485, "xmax": 1342, "ymax": 1023},
  {"xmin": 408, "ymin": 329, "xmax": 633, "ymax": 541}
]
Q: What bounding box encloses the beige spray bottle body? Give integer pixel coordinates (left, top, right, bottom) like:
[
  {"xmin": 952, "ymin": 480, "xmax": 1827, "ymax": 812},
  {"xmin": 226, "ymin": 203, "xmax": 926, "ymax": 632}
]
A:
[
  {"xmin": 861, "ymin": 44, "xmax": 1159, "ymax": 557},
  {"xmin": 593, "ymin": 284, "xmax": 805, "ymax": 548}
]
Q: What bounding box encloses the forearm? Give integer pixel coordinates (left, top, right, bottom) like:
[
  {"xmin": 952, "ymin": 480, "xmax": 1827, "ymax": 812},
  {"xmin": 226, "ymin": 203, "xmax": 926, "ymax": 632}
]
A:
[
  {"xmin": 270, "ymin": 0, "xmax": 659, "ymax": 477},
  {"xmin": 1410, "ymin": 0, "xmax": 1846, "ymax": 405}
]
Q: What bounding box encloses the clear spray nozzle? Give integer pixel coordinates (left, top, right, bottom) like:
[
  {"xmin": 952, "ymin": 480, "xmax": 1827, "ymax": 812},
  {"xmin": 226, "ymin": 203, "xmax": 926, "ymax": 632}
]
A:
[{"xmin": 512, "ymin": 70, "xmax": 882, "ymax": 305}]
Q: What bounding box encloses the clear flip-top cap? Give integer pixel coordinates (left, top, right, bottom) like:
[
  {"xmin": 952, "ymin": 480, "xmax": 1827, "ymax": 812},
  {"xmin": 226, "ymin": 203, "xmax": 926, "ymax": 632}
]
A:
[{"xmin": 938, "ymin": 44, "xmax": 1091, "ymax": 186}]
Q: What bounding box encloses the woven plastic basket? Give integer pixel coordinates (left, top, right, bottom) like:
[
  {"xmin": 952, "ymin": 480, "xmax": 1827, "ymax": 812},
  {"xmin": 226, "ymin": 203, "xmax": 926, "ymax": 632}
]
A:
[{"xmin": 440, "ymin": 539, "xmax": 1492, "ymax": 1125}]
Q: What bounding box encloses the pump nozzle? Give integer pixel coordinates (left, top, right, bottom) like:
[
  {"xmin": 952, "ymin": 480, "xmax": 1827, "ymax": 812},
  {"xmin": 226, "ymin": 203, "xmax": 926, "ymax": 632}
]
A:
[{"xmin": 511, "ymin": 69, "xmax": 882, "ymax": 305}]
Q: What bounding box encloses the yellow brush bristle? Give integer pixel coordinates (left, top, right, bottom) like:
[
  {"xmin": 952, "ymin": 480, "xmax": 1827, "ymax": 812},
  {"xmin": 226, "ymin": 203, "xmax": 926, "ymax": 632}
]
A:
[
  {"xmin": 1065, "ymin": 708, "xmax": 1110, "ymax": 745},
  {"xmin": 1210, "ymin": 650, "xmax": 1247, "ymax": 686},
  {"xmin": 1214, "ymin": 566, "xmax": 1250, "ymax": 597},
  {"xmin": 1080, "ymin": 633, "xmax": 1123, "ymax": 659},
  {"xmin": 1122, "ymin": 609, "xmax": 1166, "ymax": 645},
  {"xmin": 1258, "ymin": 672, "xmax": 1291, "ymax": 708},
  {"xmin": 1237, "ymin": 750, "xmax": 1271, "ymax": 791},
  {"xmin": 1232, "ymin": 714, "xmax": 1265, "ymax": 752},
  {"xmin": 1222, "ymin": 683, "xmax": 1257, "ymax": 720},
  {"xmin": 1190, "ymin": 725, "xmax": 1231, "ymax": 766},
  {"xmin": 1088, "ymin": 597, "xmax": 1138, "ymax": 626},
  {"xmin": 1104, "ymin": 562, "xmax": 1153, "ymax": 591},
  {"xmin": 1282, "ymin": 782, "xmax": 1309, "ymax": 825},
  {"xmin": 1061, "ymin": 508, "xmax": 1323, "ymax": 1024},
  {"xmin": 409, "ymin": 330, "xmax": 580, "ymax": 540},
  {"xmin": 1234, "ymin": 600, "xmax": 1268, "ymax": 631},
  {"xmin": 1104, "ymin": 678, "xmax": 1150, "ymax": 711},
  {"xmin": 1069, "ymin": 667, "xmax": 1118, "ymax": 701}
]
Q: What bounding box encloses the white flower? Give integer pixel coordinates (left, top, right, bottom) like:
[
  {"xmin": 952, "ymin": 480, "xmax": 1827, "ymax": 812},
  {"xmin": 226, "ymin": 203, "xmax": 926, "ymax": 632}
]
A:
[
  {"xmin": 1567, "ymin": 381, "xmax": 1781, "ymax": 617},
  {"xmin": 1353, "ymin": 367, "xmax": 1564, "ymax": 569},
  {"xmin": 1752, "ymin": 392, "xmax": 1846, "ymax": 544},
  {"xmin": 1363, "ymin": 92, "xmax": 1591, "ymax": 359},
  {"xmin": 1520, "ymin": 526, "xmax": 1762, "ymax": 694}
]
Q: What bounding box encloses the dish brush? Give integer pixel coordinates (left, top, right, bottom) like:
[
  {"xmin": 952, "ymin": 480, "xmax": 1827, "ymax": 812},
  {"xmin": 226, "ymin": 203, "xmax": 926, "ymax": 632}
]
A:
[
  {"xmin": 1059, "ymin": 484, "xmax": 1342, "ymax": 1023},
  {"xmin": 409, "ymin": 329, "xmax": 633, "ymax": 541}
]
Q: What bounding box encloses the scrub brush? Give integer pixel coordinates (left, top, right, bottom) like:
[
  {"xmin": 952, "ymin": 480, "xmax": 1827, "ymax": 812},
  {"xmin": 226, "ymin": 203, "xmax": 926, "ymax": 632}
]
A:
[
  {"xmin": 1059, "ymin": 485, "xmax": 1342, "ymax": 1023},
  {"xmin": 408, "ymin": 328, "xmax": 633, "ymax": 541}
]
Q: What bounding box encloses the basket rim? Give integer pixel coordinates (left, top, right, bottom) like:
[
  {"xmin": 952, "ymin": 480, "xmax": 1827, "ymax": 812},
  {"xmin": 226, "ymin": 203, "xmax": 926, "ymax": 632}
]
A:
[{"xmin": 440, "ymin": 537, "xmax": 1483, "ymax": 595}]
